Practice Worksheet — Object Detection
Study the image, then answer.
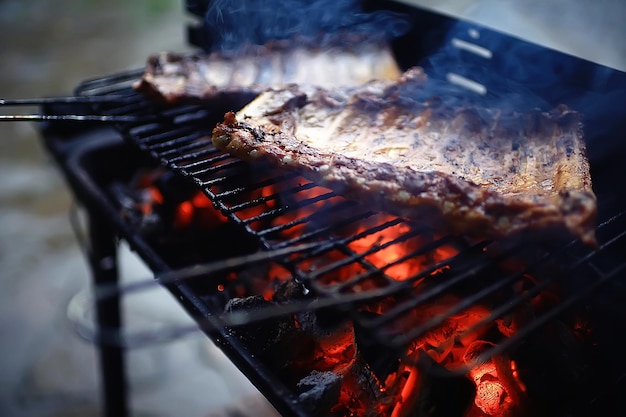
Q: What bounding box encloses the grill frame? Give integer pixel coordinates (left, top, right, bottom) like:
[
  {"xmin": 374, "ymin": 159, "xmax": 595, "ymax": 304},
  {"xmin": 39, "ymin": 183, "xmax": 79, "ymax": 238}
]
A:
[
  {"xmin": 40, "ymin": 126, "xmax": 316, "ymax": 417},
  {"xmin": 37, "ymin": 1, "xmax": 626, "ymax": 416}
]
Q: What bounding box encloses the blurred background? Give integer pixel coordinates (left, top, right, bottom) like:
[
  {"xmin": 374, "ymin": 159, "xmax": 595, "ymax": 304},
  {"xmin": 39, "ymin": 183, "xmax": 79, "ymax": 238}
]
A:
[{"xmin": 0, "ymin": 0, "xmax": 623, "ymax": 416}]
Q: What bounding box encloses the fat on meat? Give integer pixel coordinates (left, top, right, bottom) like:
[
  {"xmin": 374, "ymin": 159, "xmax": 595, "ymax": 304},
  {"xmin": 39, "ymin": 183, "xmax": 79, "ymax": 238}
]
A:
[{"xmin": 133, "ymin": 34, "xmax": 401, "ymax": 104}]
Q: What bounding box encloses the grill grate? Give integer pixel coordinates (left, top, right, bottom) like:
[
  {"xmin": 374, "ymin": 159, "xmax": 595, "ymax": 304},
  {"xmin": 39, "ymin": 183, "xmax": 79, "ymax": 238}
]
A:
[{"xmin": 68, "ymin": 72, "xmax": 626, "ymax": 380}]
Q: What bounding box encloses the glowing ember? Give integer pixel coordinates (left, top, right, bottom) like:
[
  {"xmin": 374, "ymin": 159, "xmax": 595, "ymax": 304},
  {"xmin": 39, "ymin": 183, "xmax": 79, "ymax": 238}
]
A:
[
  {"xmin": 173, "ymin": 191, "xmax": 229, "ymax": 229},
  {"xmin": 126, "ymin": 166, "xmax": 573, "ymax": 417},
  {"xmin": 390, "ymin": 366, "xmax": 418, "ymax": 417},
  {"xmin": 475, "ymin": 380, "xmax": 508, "ymax": 415},
  {"xmin": 463, "ymin": 341, "xmax": 527, "ymax": 416},
  {"xmin": 347, "ymin": 215, "xmax": 459, "ymax": 281}
]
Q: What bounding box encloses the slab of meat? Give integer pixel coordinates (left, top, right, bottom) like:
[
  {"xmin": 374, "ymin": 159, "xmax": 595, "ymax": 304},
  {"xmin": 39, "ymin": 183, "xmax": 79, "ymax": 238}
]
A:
[
  {"xmin": 133, "ymin": 35, "xmax": 401, "ymax": 104},
  {"xmin": 212, "ymin": 68, "xmax": 597, "ymax": 245}
]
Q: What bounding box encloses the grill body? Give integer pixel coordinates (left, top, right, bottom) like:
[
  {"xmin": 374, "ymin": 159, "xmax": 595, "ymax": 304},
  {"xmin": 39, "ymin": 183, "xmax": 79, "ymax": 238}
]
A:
[{"xmin": 39, "ymin": 1, "xmax": 626, "ymax": 416}]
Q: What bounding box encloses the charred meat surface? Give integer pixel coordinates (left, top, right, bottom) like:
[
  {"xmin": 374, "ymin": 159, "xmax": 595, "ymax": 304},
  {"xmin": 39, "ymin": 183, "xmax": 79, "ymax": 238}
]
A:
[
  {"xmin": 212, "ymin": 68, "xmax": 597, "ymax": 245},
  {"xmin": 134, "ymin": 35, "xmax": 401, "ymax": 104}
]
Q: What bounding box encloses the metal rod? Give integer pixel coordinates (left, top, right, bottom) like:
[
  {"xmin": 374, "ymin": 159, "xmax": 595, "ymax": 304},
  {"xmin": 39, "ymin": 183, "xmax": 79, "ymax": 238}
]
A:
[
  {"xmin": 0, "ymin": 114, "xmax": 146, "ymax": 122},
  {"xmin": 93, "ymin": 242, "xmax": 323, "ymax": 303},
  {"xmin": 0, "ymin": 96, "xmax": 131, "ymax": 105}
]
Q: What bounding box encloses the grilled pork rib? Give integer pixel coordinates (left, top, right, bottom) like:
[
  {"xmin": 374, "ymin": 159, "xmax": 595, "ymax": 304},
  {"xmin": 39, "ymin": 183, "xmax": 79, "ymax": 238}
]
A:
[
  {"xmin": 134, "ymin": 35, "xmax": 401, "ymax": 104},
  {"xmin": 212, "ymin": 68, "xmax": 597, "ymax": 245}
]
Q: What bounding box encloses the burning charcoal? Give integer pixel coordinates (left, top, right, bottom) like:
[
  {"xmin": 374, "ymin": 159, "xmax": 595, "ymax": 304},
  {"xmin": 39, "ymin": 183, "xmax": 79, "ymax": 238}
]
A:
[
  {"xmin": 474, "ymin": 378, "xmax": 508, "ymax": 415},
  {"xmin": 287, "ymin": 308, "xmax": 401, "ymax": 415},
  {"xmin": 225, "ymin": 295, "xmax": 266, "ymax": 311},
  {"xmin": 395, "ymin": 353, "xmax": 475, "ymax": 417},
  {"xmin": 110, "ymin": 181, "xmax": 164, "ymax": 235},
  {"xmin": 326, "ymin": 357, "xmax": 394, "ymax": 417},
  {"xmin": 297, "ymin": 370, "xmax": 343, "ymax": 416},
  {"xmin": 224, "ymin": 296, "xmax": 296, "ymax": 354},
  {"xmin": 224, "ymin": 295, "xmax": 322, "ymax": 381},
  {"xmin": 353, "ymin": 312, "xmax": 402, "ymax": 381},
  {"xmin": 272, "ymin": 279, "xmax": 309, "ymax": 303},
  {"xmin": 294, "ymin": 310, "xmax": 357, "ymax": 370},
  {"xmin": 463, "ymin": 340, "xmax": 528, "ymax": 417},
  {"xmin": 296, "ymin": 310, "xmax": 352, "ymax": 340},
  {"xmin": 152, "ymin": 170, "xmax": 200, "ymax": 204}
]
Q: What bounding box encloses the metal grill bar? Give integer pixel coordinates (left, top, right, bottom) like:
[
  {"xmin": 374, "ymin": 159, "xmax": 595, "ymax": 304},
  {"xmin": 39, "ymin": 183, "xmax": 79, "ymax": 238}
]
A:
[
  {"xmin": 72, "ymin": 77, "xmax": 619, "ymax": 309},
  {"xmin": 40, "ymin": 70, "xmax": 624, "ymax": 417},
  {"xmin": 270, "ymin": 202, "xmax": 369, "ymax": 241},
  {"xmin": 316, "ymin": 234, "xmax": 465, "ymax": 295},
  {"xmin": 395, "ymin": 211, "xmax": 626, "ymax": 368},
  {"xmin": 0, "ymin": 91, "xmax": 149, "ymax": 123},
  {"xmin": 1, "ymin": 96, "xmax": 132, "ymax": 105},
  {"xmin": 65, "ymin": 73, "xmax": 626, "ymax": 304},
  {"xmin": 0, "ymin": 114, "xmax": 147, "ymax": 122}
]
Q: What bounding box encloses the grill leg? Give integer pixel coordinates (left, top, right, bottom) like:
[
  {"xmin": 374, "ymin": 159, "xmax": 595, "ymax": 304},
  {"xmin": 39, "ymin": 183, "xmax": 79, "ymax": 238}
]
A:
[{"xmin": 88, "ymin": 214, "xmax": 129, "ymax": 417}]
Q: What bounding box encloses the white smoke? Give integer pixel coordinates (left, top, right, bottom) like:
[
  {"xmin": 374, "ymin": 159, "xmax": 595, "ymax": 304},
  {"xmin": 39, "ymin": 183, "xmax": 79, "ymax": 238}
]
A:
[{"xmin": 203, "ymin": 0, "xmax": 410, "ymax": 51}]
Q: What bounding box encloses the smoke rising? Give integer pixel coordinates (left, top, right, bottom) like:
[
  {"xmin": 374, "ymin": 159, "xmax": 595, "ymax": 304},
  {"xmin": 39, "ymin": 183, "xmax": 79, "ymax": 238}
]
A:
[{"xmin": 203, "ymin": 0, "xmax": 409, "ymax": 51}]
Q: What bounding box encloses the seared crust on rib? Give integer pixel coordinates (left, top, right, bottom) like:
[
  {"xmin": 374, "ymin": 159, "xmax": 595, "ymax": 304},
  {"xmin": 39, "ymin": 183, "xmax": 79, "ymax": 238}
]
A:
[
  {"xmin": 212, "ymin": 68, "xmax": 597, "ymax": 245},
  {"xmin": 133, "ymin": 35, "xmax": 401, "ymax": 104}
]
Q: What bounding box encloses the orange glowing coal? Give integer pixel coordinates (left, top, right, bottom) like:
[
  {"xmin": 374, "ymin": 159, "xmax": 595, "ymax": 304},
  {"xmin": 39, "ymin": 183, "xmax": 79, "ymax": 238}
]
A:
[
  {"xmin": 265, "ymin": 191, "xmax": 462, "ymax": 293},
  {"xmin": 255, "ymin": 182, "xmax": 532, "ymax": 417},
  {"xmin": 133, "ymin": 168, "xmax": 542, "ymax": 417},
  {"xmin": 462, "ymin": 341, "xmax": 528, "ymax": 417},
  {"xmin": 347, "ymin": 215, "xmax": 459, "ymax": 281},
  {"xmin": 269, "ymin": 179, "xmax": 343, "ymax": 239},
  {"xmin": 174, "ymin": 190, "xmax": 229, "ymax": 230}
]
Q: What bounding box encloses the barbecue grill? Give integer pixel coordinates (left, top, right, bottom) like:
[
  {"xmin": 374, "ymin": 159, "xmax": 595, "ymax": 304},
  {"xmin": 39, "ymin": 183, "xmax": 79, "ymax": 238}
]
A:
[{"xmin": 5, "ymin": 1, "xmax": 626, "ymax": 416}]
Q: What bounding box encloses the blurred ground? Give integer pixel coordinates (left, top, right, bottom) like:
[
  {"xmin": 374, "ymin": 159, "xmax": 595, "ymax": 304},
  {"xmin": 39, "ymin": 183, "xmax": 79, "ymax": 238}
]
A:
[{"xmin": 0, "ymin": 1, "xmax": 623, "ymax": 417}]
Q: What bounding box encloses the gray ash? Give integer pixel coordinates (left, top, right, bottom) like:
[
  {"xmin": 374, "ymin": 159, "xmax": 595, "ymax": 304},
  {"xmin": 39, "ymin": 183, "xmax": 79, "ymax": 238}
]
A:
[{"xmin": 297, "ymin": 370, "xmax": 343, "ymax": 415}]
